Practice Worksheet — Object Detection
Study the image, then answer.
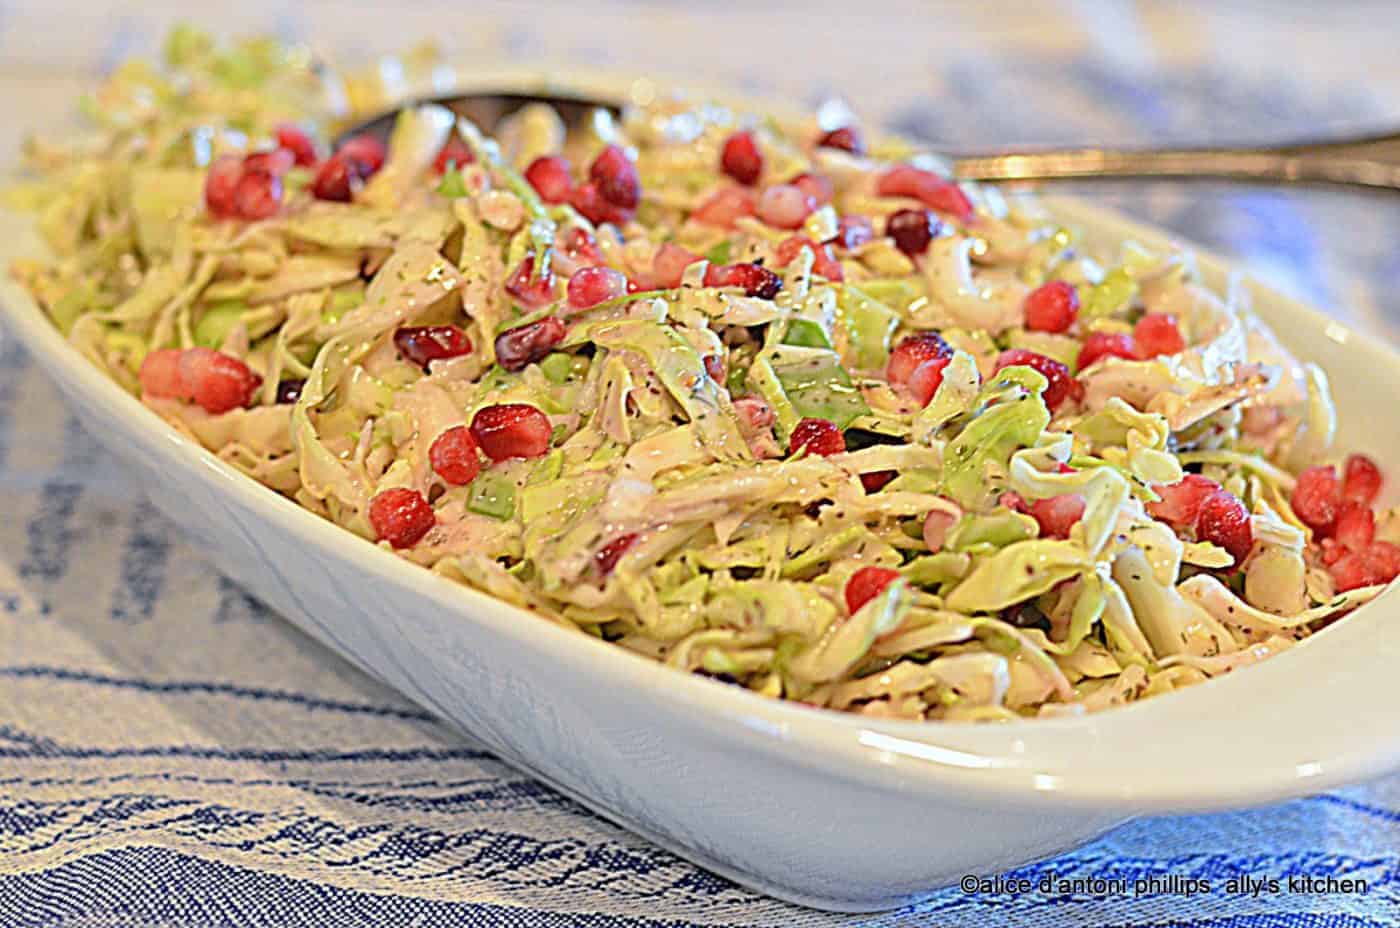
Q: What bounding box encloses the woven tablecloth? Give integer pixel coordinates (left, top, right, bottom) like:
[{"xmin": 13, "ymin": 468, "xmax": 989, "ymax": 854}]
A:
[{"xmin": 3, "ymin": 3, "xmax": 1400, "ymax": 925}]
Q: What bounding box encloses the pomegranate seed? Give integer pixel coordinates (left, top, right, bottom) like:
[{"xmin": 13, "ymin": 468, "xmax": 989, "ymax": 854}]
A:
[
  {"xmin": 845, "ymin": 566, "xmax": 901, "ymax": 614},
  {"xmin": 1363, "ymin": 541, "xmax": 1400, "ymax": 585},
  {"xmin": 1197, "ymin": 490, "xmax": 1253, "ymax": 565},
  {"xmin": 242, "ymin": 148, "xmax": 294, "ymax": 177},
  {"xmin": 828, "ymin": 214, "xmax": 874, "ymax": 250},
  {"xmin": 886, "ymin": 208, "xmax": 939, "ymax": 257},
  {"xmin": 310, "ymin": 153, "xmax": 365, "ymax": 202},
  {"xmin": 733, "ymin": 396, "xmax": 775, "ymax": 433},
  {"xmin": 703, "ymin": 353, "xmax": 725, "ymax": 383},
  {"xmin": 275, "ymin": 124, "xmax": 319, "ymax": 167},
  {"xmin": 817, "ymin": 126, "xmax": 866, "ymax": 155},
  {"xmin": 393, "ymin": 325, "xmax": 473, "ymax": 371},
  {"xmin": 495, "ymin": 317, "xmax": 567, "ymax": 371},
  {"xmin": 1077, "ymin": 332, "xmax": 1138, "ymax": 370},
  {"xmin": 907, "ymin": 357, "xmax": 951, "ymax": 406},
  {"xmin": 570, "ymin": 181, "xmax": 634, "ymax": 226},
  {"xmin": 338, "ymin": 134, "xmax": 387, "ymax": 174},
  {"xmin": 595, "ymin": 532, "xmax": 640, "ymax": 576},
  {"xmin": 139, "ymin": 349, "xmax": 186, "ymax": 399},
  {"xmin": 789, "ymin": 172, "xmax": 834, "ymax": 206},
  {"xmin": 1147, "ymin": 474, "xmax": 1221, "ymax": 527},
  {"xmin": 470, "ymin": 403, "xmax": 553, "ymax": 460},
  {"xmin": 204, "ymin": 156, "xmax": 243, "ymax": 217},
  {"xmin": 1343, "ymin": 453, "xmax": 1383, "ymax": 504},
  {"xmin": 994, "ymin": 349, "xmax": 1081, "ymax": 411},
  {"xmin": 1134, "ymin": 313, "xmax": 1186, "ymax": 358},
  {"xmin": 692, "ymin": 186, "xmax": 756, "ymax": 229},
  {"xmin": 566, "ymin": 267, "xmax": 628, "ymax": 310},
  {"xmin": 1001, "ymin": 491, "xmax": 1030, "ymax": 513},
  {"xmin": 704, "ymin": 262, "xmax": 783, "ymax": 299},
  {"xmin": 650, "ymin": 242, "xmax": 702, "ymax": 288},
  {"xmin": 232, "ymin": 169, "xmax": 282, "ymax": 220},
  {"xmin": 720, "ymin": 131, "xmax": 763, "ymax": 185},
  {"xmin": 369, "ymin": 487, "xmax": 436, "ymax": 549},
  {"xmin": 275, "ymin": 378, "xmax": 305, "ymax": 404},
  {"xmin": 428, "ymin": 426, "xmax": 482, "ymax": 486},
  {"xmin": 756, "ymin": 184, "xmax": 817, "ymax": 230},
  {"xmin": 1023, "ymin": 281, "xmax": 1079, "ymax": 333},
  {"xmin": 1330, "ymin": 551, "xmax": 1372, "ymax": 592},
  {"xmin": 774, "ymin": 236, "xmax": 844, "ymax": 281},
  {"xmin": 923, "ymin": 508, "xmax": 957, "ymax": 552},
  {"xmin": 589, "ymin": 144, "xmax": 640, "ymax": 209},
  {"xmin": 1332, "ymin": 500, "xmax": 1375, "ymax": 551},
  {"xmin": 1030, "ymin": 494, "xmax": 1086, "ymax": 539},
  {"xmin": 434, "ymin": 134, "xmax": 474, "ymax": 174},
  {"xmin": 1321, "ymin": 538, "xmax": 1346, "ymax": 566},
  {"xmin": 1292, "ymin": 465, "xmax": 1342, "ymax": 533},
  {"xmin": 504, "ymin": 255, "xmax": 559, "ymax": 309},
  {"xmin": 525, "ymin": 155, "xmax": 574, "ymax": 204},
  {"xmin": 788, "ymin": 417, "xmax": 845, "ymax": 457},
  {"xmin": 886, "ymin": 332, "xmax": 952, "ymax": 387},
  {"xmin": 180, "ymin": 347, "xmax": 262, "ymax": 414},
  {"xmin": 876, "ymin": 165, "xmax": 974, "ymax": 223},
  {"xmin": 861, "ymin": 470, "xmax": 896, "ymax": 493},
  {"xmin": 560, "ymin": 227, "xmax": 604, "ymax": 266}
]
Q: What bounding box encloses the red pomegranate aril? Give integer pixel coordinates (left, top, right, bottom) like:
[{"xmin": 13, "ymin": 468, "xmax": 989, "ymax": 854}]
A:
[
  {"xmin": 393, "ymin": 325, "xmax": 473, "ymax": 371},
  {"xmin": 692, "ymin": 186, "xmax": 756, "ymax": 229},
  {"xmin": 1197, "ymin": 490, "xmax": 1254, "ymax": 565},
  {"xmin": 275, "ymin": 123, "xmax": 319, "ymax": 167},
  {"xmin": 566, "ymin": 266, "xmax": 628, "ymax": 310},
  {"xmin": 570, "ymin": 181, "xmax": 633, "ymax": 226},
  {"xmin": 1363, "ymin": 541, "xmax": 1400, "ymax": 585},
  {"xmin": 828, "ymin": 214, "xmax": 875, "ymax": 250},
  {"xmin": 232, "ymin": 169, "xmax": 282, "ymax": 220},
  {"xmin": 923, "ymin": 508, "xmax": 957, "ymax": 553},
  {"xmin": 861, "ymin": 470, "xmax": 897, "ymax": 494},
  {"xmin": 178, "ymin": 347, "xmax": 262, "ymax": 414},
  {"xmin": 525, "ymin": 155, "xmax": 574, "ymax": 203},
  {"xmin": 204, "ymin": 155, "xmax": 243, "ymax": 217},
  {"xmin": 595, "ymin": 533, "xmax": 640, "ymax": 576},
  {"xmin": 789, "ymin": 417, "xmax": 845, "ymax": 457},
  {"xmin": 817, "ymin": 126, "xmax": 866, "ymax": 155},
  {"xmin": 887, "ymin": 331, "xmax": 952, "ymax": 387},
  {"xmin": 650, "ymin": 242, "xmax": 702, "ymax": 288},
  {"xmin": 434, "ymin": 134, "xmax": 474, "ymax": 174},
  {"xmin": 994, "ymin": 349, "xmax": 1081, "ymax": 411},
  {"xmin": 428, "ymin": 426, "xmax": 482, "ymax": 486},
  {"xmin": 704, "ymin": 262, "xmax": 783, "ymax": 299},
  {"xmin": 1292, "ymin": 465, "xmax": 1342, "ymax": 532},
  {"xmin": 1146, "ymin": 474, "xmax": 1221, "ymax": 527},
  {"xmin": 1332, "ymin": 500, "xmax": 1375, "ymax": 551},
  {"xmin": 908, "ymin": 357, "xmax": 951, "ymax": 406},
  {"xmin": 589, "ymin": 144, "xmax": 640, "ymax": 209},
  {"xmin": 560, "ymin": 227, "xmax": 604, "ymax": 266},
  {"xmin": 504, "ymin": 255, "xmax": 559, "ymax": 309},
  {"xmin": 494, "ymin": 317, "xmax": 567, "ymax": 372},
  {"xmin": 845, "ymin": 566, "xmax": 902, "ymax": 614},
  {"xmin": 703, "ymin": 353, "xmax": 725, "ymax": 384},
  {"xmin": 1134, "ymin": 312, "xmax": 1186, "ymax": 358},
  {"xmin": 310, "ymin": 153, "xmax": 361, "ymax": 202},
  {"xmin": 876, "ymin": 165, "xmax": 974, "ymax": 223},
  {"xmin": 1030, "ymin": 494, "xmax": 1086, "ymax": 539},
  {"xmin": 1001, "ymin": 491, "xmax": 1030, "ymax": 513},
  {"xmin": 886, "ymin": 208, "xmax": 939, "ymax": 257},
  {"xmin": 1330, "ymin": 551, "xmax": 1371, "ymax": 592},
  {"xmin": 242, "ymin": 148, "xmax": 294, "ymax": 177},
  {"xmin": 369, "ymin": 488, "xmax": 436, "ymax": 549},
  {"xmin": 720, "ymin": 131, "xmax": 763, "ymax": 185},
  {"xmin": 756, "ymin": 184, "xmax": 816, "ymax": 230},
  {"xmin": 1023, "ymin": 280, "xmax": 1080, "ymax": 333},
  {"xmin": 733, "ymin": 396, "xmax": 775, "ymax": 433},
  {"xmin": 1077, "ymin": 331, "xmax": 1138, "ymax": 370},
  {"xmin": 338, "ymin": 134, "xmax": 387, "ymax": 174},
  {"xmin": 774, "ymin": 236, "xmax": 844, "ymax": 281},
  {"xmin": 789, "ymin": 172, "xmax": 834, "ymax": 206},
  {"xmin": 1343, "ymin": 453, "xmax": 1383, "ymax": 505},
  {"xmin": 138, "ymin": 348, "xmax": 186, "ymax": 399},
  {"xmin": 470, "ymin": 403, "xmax": 553, "ymax": 460},
  {"xmin": 1320, "ymin": 537, "xmax": 1345, "ymax": 566}
]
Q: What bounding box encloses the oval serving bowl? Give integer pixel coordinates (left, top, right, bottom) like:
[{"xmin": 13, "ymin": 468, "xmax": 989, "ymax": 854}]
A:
[{"xmin": 4, "ymin": 75, "xmax": 1400, "ymax": 913}]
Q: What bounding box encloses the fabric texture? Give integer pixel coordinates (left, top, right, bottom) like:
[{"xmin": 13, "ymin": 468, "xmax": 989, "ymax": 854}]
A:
[{"xmin": 3, "ymin": 3, "xmax": 1400, "ymax": 924}]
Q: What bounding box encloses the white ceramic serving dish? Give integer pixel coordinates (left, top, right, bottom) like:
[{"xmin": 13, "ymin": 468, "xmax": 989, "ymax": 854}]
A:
[{"xmin": 5, "ymin": 102, "xmax": 1400, "ymax": 914}]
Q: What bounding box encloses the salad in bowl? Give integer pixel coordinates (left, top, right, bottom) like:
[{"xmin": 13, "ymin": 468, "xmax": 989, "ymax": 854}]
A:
[{"xmin": 8, "ymin": 30, "xmax": 1397, "ymax": 724}]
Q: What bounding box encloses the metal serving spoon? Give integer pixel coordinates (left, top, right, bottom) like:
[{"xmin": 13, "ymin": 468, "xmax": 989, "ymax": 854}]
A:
[{"xmin": 340, "ymin": 91, "xmax": 1400, "ymax": 191}]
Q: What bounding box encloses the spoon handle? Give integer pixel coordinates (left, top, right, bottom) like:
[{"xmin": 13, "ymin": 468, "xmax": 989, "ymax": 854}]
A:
[{"xmin": 952, "ymin": 131, "xmax": 1400, "ymax": 191}]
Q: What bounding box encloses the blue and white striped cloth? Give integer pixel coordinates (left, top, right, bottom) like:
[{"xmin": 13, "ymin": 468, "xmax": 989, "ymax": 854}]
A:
[{"xmin": 3, "ymin": 5, "xmax": 1400, "ymax": 924}]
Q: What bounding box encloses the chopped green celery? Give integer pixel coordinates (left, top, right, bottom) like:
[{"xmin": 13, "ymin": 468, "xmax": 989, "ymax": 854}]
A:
[
  {"xmin": 129, "ymin": 168, "xmax": 205, "ymax": 259},
  {"xmin": 50, "ymin": 284, "xmax": 97, "ymax": 336},
  {"xmin": 1079, "ymin": 267, "xmax": 1137, "ymax": 321},
  {"xmin": 782, "ymin": 318, "xmax": 832, "ymax": 349},
  {"xmin": 839, "ymin": 285, "xmax": 898, "ymax": 370},
  {"xmin": 467, "ymin": 471, "xmax": 517, "ymax": 520},
  {"xmin": 105, "ymin": 330, "xmax": 149, "ymax": 375},
  {"xmin": 769, "ymin": 346, "xmax": 871, "ymax": 430},
  {"xmin": 856, "ymin": 277, "xmax": 922, "ymax": 312},
  {"xmin": 704, "ymin": 241, "xmax": 732, "ymax": 266},
  {"xmin": 725, "ymin": 361, "xmax": 749, "ymax": 396},
  {"xmin": 436, "ymin": 166, "xmax": 469, "ymax": 198},
  {"xmin": 901, "ymin": 551, "xmax": 971, "ymax": 586},
  {"xmin": 539, "ymin": 352, "xmax": 588, "ymax": 384},
  {"xmin": 945, "ymin": 509, "xmax": 1038, "ymax": 551},
  {"xmin": 528, "ymin": 449, "xmax": 564, "ymax": 485},
  {"xmin": 194, "ymin": 300, "xmax": 247, "ymax": 349}
]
